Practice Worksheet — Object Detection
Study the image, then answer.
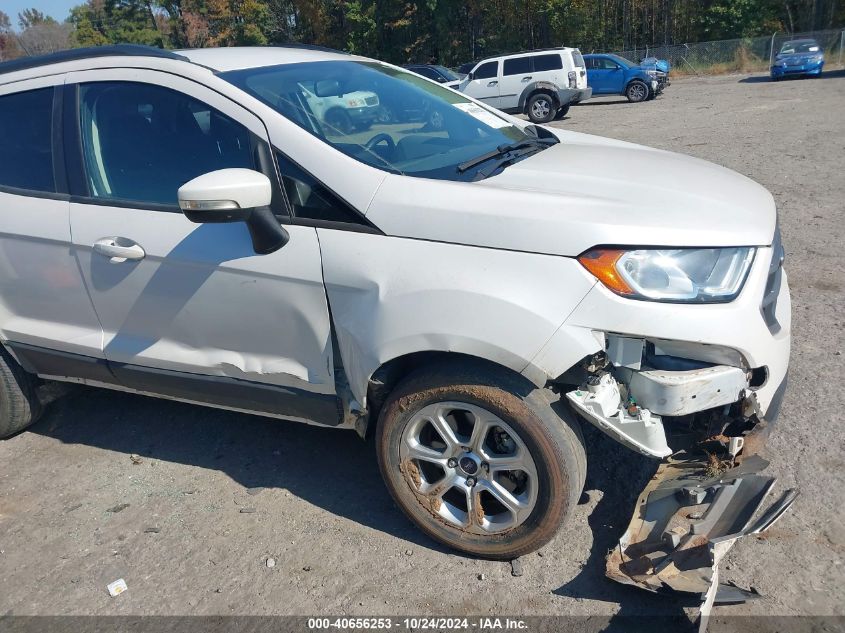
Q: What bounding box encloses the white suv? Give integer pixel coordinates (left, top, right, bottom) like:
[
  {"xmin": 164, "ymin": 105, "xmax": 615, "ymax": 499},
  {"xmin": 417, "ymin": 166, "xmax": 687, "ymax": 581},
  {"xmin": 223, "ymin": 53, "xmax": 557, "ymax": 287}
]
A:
[
  {"xmin": 456, "ymin": 47, "xmax": 591, "ymax": 123},
  {"xmin": 0, "ymin": 45, "xmax": 792, "ymax": 593}
]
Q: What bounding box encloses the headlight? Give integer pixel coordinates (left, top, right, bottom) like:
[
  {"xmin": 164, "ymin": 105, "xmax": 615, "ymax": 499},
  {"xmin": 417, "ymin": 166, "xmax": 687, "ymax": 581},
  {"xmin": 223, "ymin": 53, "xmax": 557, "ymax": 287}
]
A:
[
  {"xmin": 578, "ymin": 247, "xmax": 756, "ymax": 303},
  {"xmin": 647, "ymin": 69, "xmax": 658, "ymax": 77}
]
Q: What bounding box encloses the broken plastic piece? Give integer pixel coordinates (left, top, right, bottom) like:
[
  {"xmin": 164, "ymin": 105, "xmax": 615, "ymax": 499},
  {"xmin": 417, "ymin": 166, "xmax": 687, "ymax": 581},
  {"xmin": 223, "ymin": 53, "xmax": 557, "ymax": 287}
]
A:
[
  {"xmin": 606, "ymin": 452, "xmax": 798, "ymax": 630},
  {"xmin": 566, "ymin": 373, "xmax": 670, "ymax": 458},
  {"xmin": 107, "ymin": 578, "xmax": 127, "ymax": 597}
]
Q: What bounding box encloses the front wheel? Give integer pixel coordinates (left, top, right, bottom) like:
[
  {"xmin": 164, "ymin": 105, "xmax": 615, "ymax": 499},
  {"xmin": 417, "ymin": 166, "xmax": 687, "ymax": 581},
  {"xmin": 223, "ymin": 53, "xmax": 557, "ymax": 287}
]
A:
[
  {"xmin": 0, "ymin": 347, "xmax": 42, "ymax": 439},
  {"xmin": 376, "ymin": 362, "xmax": 585, "ymax": 559},
  {"xmin": 526, "ymin": 93, "xmax": 556, "ymax": 123},
  {"xmin": 626, "ymin": 80, "xmax": 649, "ymax": 103}
]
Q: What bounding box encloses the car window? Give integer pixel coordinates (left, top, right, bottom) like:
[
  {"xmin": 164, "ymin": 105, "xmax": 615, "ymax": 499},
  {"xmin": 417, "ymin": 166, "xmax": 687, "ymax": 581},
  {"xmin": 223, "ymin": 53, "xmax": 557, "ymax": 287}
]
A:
[
  {"xmin": 413, "ymin": 67, "xmax": 441, "ymax": 81},
  {"xmin": 222, "ymin": 61, "xmax": 533, "ymax": 182},
  {"xmin": 0, "ymin": 88, "xmax": 55, "ymax": 193},
  {"xmin": 276, "ymin": 152, "xmax": 362, "ymax": 224},
  {"xmin": 532, "ymin": 54, "xmax": 563, "ymax": 72},
  {"xmin": 78, "ymin": 82, "xmax": 255, "ymax": 206},
  {"xmin": 598, "ymin": 58, "xmax": 619, "ymax": 70},
  {"xmin": 572, "ymin": 50, "xmax": 585, "ymax": 69},
  {"xmin": 474, "ymin": 61, "xmax": 499, "ymax": 79},
  {"xmin": 503, "ymin": 57, "xmax": 532, "ymax": 76}
]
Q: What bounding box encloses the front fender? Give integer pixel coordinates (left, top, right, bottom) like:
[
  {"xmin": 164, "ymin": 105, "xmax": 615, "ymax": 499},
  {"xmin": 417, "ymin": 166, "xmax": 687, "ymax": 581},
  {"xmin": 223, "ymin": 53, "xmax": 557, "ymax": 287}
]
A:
[{"xmin": 316, "ymin": 230, "xmax": 596, "ymax": 404}]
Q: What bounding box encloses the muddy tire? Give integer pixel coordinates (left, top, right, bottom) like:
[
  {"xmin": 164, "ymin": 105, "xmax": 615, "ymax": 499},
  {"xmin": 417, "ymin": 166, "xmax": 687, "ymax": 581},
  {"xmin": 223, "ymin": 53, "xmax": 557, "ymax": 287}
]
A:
[
  {"xmin": 0, "ymin": 346, "xmax": 41, "ymax": 439},
  {"xmin": 376, "ymin": 361, "xmax": 585, "ymax": 559}
]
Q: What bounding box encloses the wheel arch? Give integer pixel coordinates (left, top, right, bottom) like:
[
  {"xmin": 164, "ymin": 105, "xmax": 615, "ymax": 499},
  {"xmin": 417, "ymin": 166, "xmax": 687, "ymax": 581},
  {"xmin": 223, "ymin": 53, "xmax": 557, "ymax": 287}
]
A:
[{"xmin": 518, "ymin": 82, "xmax": 560, "ymax": 113}]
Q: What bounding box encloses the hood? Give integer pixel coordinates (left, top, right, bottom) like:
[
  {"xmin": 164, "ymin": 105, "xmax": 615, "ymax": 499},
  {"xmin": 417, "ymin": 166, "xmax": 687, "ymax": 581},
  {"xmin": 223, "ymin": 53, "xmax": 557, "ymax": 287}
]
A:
[{"xmin": 366, "ymin": 130, "xmax": 777, "ymax": 257}]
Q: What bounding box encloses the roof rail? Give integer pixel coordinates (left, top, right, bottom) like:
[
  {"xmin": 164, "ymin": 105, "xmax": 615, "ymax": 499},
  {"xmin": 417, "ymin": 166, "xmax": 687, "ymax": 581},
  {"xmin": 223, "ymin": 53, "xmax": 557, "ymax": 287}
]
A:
[
  {"xmin": 269, "ymin": 43, "xmax": 350, "ymax": 55},
  {"xmin": 0, "ymin": 44, "xmax": 190, "ymax": 76}
]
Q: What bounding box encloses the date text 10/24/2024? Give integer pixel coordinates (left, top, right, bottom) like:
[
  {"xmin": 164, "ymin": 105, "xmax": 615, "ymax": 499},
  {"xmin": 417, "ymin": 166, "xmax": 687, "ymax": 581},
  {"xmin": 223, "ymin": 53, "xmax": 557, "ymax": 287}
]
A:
[{"xmin": 307, "ymin": 618, "xmax": 528, "ymax": 630}]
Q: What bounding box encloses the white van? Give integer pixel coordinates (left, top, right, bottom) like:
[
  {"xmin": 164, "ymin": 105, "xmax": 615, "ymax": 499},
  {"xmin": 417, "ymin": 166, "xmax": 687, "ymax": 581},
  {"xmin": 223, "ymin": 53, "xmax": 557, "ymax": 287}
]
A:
[{"xmin": 456, "ymin": 47, "xmax": 591, "ymax": 123}]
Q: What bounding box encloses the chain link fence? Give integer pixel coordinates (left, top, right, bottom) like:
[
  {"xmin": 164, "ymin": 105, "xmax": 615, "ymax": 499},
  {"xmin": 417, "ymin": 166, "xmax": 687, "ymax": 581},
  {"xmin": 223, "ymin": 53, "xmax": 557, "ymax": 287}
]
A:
[{"xmin": 597, "ymin": 28, "xmax": 844, "ymax": 75}]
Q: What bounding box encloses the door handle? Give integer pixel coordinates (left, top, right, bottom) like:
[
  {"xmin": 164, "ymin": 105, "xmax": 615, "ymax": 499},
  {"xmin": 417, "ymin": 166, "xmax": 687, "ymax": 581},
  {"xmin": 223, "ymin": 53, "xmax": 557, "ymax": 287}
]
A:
[
  {"xmin": 522, "ymin": 76, "xmax": 533, "ymax": 82},
  {"xmin": 93, "ymin": 237, "xmax": 146, "ymax": 263},
  {"xmin": 487, "ymin": 81, "xmax": 498, "ymax": 87}
]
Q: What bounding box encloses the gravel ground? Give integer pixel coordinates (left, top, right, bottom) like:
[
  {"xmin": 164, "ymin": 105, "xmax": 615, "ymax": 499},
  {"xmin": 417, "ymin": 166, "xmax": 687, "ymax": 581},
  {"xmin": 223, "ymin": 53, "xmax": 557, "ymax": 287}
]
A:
[{"xmin": 1, "ymin": 70, "xmax": 843, "ymax": 626}]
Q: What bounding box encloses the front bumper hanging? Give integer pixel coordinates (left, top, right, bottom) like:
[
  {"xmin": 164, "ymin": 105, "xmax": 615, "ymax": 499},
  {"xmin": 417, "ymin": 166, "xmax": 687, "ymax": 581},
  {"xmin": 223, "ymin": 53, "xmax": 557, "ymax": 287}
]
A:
[{"xmin": 606, "ymin": 450, "xmax": 798, "ymax": 629}]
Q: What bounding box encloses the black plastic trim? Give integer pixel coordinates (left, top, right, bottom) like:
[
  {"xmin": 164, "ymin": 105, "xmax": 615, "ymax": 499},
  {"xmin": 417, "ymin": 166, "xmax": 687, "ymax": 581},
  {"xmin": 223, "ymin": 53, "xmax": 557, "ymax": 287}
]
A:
[
  {"xmin": 51, "ymin": 84, "xmax": 68, "ymax": 195},
  {"xmin": 111, "ymin": 363, "xmax": 341, "ymax": 424},
  {"xmin": 5, "ymin": 341, "xmax": 342, "ymax": 425},
  {"xmin": 7, "ymin": 342, "xmax": 119, "ymax": 384},
  {"xmin": 0, "ymin": 185, "xmax": 69, "ymax": 202}
]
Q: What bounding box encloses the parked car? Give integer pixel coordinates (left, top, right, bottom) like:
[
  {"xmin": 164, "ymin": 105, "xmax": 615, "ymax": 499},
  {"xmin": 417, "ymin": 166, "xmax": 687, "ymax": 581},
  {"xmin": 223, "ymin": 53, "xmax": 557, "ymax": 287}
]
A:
[
  {"xmin": 403, "ymin": 64, "xmax": 463, "ymax": 84},
  {"xmin": 0, "ymin": 46, "xmax": 793, "ymax": 603},
  {"xmin": 455, "ymin": 47, "xmax": 591, "ymax": 123},
  {"xmin": 640, "ymin": 56, "xmax": 671, "ymax": 93},
  {"xmin": 771, "ymin": 38, "xmax": 825, "ymax": 80},
  {"xmin": 298, "ymin": 80, "xmax": 380, "ymax": 133},
  {"xmin": 583, "ymin": 53, "xmax": 660, "ymax": 102}
]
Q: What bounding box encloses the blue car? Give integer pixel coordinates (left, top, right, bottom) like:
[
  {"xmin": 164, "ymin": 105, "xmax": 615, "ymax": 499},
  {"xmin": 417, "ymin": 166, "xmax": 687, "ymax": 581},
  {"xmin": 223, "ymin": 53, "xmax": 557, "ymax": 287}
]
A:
[
  {"xmin": 771, "ymin": 39, "xmax": 825, "ymax": 80},
  {"xmin": 640, "ymin": 56, "xmax": 671, "ymax": 93},
  {"xmin": 583, "ymin": 54, "xmax": 660, "ymax": 102}
]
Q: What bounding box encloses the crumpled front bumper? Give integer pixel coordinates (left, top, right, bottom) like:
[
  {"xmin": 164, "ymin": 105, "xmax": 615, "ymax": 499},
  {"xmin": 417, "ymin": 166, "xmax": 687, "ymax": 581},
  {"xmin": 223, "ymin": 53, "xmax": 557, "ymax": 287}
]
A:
[{"xmin": 607, "ymin": 450, "xmax": 798, "ymax": 628}]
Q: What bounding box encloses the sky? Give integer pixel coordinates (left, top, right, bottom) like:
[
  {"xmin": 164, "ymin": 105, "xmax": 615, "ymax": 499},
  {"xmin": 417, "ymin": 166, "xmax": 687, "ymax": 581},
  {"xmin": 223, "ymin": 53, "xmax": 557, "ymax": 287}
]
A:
[{"xmin": 3, "ymin": 0, "xmax": 79, "ymax": 27}]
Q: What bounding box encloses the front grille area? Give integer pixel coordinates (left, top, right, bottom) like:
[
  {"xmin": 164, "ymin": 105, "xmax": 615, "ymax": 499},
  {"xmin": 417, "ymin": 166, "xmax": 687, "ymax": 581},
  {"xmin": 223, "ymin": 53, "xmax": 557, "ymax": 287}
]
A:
[
  {"xmin": 365, "ymin": 96, "xmax": 378, "ymax": 106},
  {"xmin": 761, "ymin": 225, "xmax": 784, "ymax": 333}
]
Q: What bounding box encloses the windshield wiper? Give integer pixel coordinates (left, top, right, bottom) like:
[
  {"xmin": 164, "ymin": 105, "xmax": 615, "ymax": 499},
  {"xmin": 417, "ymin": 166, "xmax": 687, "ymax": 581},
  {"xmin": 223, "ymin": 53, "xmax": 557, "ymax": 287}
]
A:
[{"xmin": 456, "ymin": 137, "xmax": 558, "ymax": 174}]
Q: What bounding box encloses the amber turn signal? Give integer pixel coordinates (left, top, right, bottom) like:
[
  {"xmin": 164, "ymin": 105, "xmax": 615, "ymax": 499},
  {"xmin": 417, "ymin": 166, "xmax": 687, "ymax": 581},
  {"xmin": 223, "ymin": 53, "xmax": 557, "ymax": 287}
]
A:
[{"xmin": 578, "ymin": 249, "xmax": 635, "ymax": 295}]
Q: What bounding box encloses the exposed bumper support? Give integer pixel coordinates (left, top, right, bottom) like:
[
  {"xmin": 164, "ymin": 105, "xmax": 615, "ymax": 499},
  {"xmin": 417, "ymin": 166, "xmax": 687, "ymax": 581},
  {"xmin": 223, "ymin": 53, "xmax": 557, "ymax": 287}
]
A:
[{"xmin": 607, "ymin": 452, "xmax": 798, "ymax": 629}]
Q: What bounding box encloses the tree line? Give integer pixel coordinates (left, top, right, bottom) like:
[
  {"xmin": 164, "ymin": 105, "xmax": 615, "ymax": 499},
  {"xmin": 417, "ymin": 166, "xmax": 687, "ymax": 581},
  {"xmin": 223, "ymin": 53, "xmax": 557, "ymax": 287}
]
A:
[{"xmin": 1, "ymin": 0, "xmax": 843, "ymax": 65}]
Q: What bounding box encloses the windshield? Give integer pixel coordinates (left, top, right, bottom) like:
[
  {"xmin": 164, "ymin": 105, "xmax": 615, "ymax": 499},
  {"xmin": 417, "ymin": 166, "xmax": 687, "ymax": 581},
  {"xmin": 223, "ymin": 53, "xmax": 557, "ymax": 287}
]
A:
[
  {"xmin": 779, "ymin": 41, "xmax": 820, "ymax": 54},
  {"xmin": 433, "ymin": 65, "xmax": 460, "ymax": 81},
  {"xmin": 222, "ymin": 60, "xmax": 539, "ymax": 181},
  {"xmin": 611, "ymin": 55, "xmax": 636, "ymax": 68}
]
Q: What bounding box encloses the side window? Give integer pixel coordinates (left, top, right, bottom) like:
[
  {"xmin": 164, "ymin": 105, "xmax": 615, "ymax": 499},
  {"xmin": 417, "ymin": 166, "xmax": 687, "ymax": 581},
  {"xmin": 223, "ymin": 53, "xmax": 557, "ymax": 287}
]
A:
[
  {"xmin": 474, "ymin": 61, "xmax": 498, "ymax": 80},
  {"xmin": 0, "ymin": 88, "xmax": 55, "ymax": 193},
  {"xmin": 503, "ymin": 57, "xmax": 531, "ymax": 76},
  {"xmin": 599, "ymin": 58, "xmax": 619, "ymax": 70},
  {"xmin": 78, "ymin": 82, "xmax": 255, "ymax": 206},
  {"xmin": 276, "ymin": 152, "xmax": 362, "ymax": 225},
  {"xmin": 532, "ymin": 54, "xmax": 564, "ymax": 72}
]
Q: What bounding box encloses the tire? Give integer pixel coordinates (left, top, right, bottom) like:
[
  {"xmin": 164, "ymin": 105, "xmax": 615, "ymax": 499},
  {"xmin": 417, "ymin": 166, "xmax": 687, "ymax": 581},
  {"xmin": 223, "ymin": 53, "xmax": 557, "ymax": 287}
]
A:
[
  {"xmin": 0, "ymin": 346, "xmax": 41, "ymax": 439},
  {"xmin": 324, "ymin": 108, "xmax": 353, "ymax": 134},
  {"xmin": 376, "ymin": 361, "xmax": 586, "ymax": 559},
  {"xmin": 526, "ymin": 93, "xmax": 556, "ymax": 124},
  {"xmin": 354, "ymin": 120, "xmax": 374, "ymax": 132},
  {"xmin": 625, "ymin": 80, "xmax": 649, "ymax": 103},
  {"xmin": 553, "ymin": 104, "xmax": 570, "ymax": 120}
]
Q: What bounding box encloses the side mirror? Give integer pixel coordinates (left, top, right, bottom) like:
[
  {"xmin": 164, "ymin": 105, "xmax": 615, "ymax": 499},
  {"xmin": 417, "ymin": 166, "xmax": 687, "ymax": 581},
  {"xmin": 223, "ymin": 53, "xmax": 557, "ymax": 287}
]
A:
[{"xmin": 178, "ymin": 168, "xmax": 289, "ymax": 254}]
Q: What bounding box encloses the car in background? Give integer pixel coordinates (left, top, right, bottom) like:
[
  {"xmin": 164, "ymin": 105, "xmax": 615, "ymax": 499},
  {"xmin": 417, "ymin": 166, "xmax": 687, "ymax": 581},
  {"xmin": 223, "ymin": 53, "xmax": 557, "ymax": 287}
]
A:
[
  {"xmin": 403, "ymin": 64, "xmax": 464, "ymax": 85},
  {"xmin": 299, "ymin": 80, "xmax": 380, "ymax": 133},
  {"xmin": 455, "ymin": 47, "xmax": 591, "ymax": 123},
  {"xmin": 640, "ymin": 56, "xmax": 671, "ymax": 93},
  {"xmin": 771, "ymin": 39, "xmax": 825, "ymax": 80},
  {"xmin": 583, "ymin": 53, "xmax": 660, "ymax": 102}
]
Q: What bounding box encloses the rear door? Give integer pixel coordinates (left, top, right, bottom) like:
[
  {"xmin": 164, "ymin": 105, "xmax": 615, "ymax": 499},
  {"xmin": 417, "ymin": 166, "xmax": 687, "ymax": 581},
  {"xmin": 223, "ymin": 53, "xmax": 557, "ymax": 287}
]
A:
[
  {"xmin": 499, "ymin": 56, "xmax": 533, "ymax": 110},
  {"xmin": 0, "ymin": 75, "xmax": 106, "ymax": 373},
  {"xmin": 462, "ymin": 60, "xmax": 501, "ymax": 107},
  {"xmin": 64, "ymin": 68, "xmax": 337, "ymax": 421}
]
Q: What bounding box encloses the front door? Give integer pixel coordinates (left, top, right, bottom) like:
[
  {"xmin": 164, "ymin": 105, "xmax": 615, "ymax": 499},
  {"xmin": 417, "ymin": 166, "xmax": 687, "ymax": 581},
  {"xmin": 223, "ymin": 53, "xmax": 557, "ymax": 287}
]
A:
[
  {"xmin": 64, "ymin": 69, "xmax": 338, "ymax": 423},
  {"xmin": 589, "ymin": 57, "xmax": 624, "ymax": 94},
  {"xmin": 463, "ymin": 61, "xmax": 501, "ymax": 108}
]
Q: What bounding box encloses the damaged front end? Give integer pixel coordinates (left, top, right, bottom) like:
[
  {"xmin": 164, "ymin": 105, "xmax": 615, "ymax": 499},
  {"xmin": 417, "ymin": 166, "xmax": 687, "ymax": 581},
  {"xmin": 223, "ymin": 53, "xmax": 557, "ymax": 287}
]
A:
[{"xmin": 560, "ymin": 335, "xmax": 797, "ymax": 624}]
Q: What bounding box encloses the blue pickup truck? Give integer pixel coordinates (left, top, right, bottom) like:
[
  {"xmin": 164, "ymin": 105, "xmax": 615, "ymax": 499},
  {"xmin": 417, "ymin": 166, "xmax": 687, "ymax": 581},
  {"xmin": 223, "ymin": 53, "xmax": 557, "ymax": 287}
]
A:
[{"xmin": 583, "ymin": 54, "xmax": 661, "ymax": 102}]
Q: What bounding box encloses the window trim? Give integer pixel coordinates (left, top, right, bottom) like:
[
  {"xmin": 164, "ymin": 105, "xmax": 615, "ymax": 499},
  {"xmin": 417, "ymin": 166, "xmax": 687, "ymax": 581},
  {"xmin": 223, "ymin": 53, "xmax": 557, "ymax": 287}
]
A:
[
  {"xmin": 0, "ymin": 84, "xmax": 63, "ymax": 198},
  {"xmin": 273, "ymin": 148, "xmax": 382, "ymax": 234}
]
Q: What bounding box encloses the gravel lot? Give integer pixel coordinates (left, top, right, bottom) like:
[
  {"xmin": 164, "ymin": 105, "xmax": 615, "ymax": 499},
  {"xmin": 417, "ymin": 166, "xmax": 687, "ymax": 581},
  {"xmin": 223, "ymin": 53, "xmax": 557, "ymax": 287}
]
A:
[{"xmin": 1, "ymin": 70, "xmax": 843, "ymax": 627}]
